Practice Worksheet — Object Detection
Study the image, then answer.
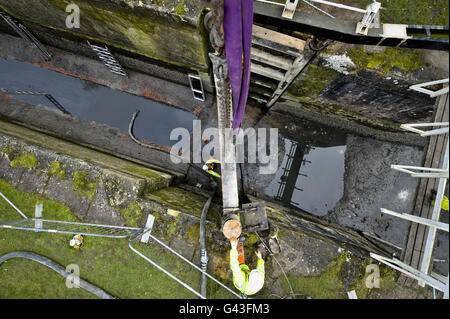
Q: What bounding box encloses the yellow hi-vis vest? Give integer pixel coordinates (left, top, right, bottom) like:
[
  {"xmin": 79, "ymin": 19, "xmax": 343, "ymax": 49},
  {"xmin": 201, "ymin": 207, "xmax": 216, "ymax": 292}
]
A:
[
  {"xmin": 205, "ymin": 158, "xmax": 221, "ymax": 178},
  {"xmin": 230, "ymin": 249, "xmax": 265, "ymax": 295},
  {"xmin": 432, "ymin": 195, "xmax": 449, "ymax": 211}
]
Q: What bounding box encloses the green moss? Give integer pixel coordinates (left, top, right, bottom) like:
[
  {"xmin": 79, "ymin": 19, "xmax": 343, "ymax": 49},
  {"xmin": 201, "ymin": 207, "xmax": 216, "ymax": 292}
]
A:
[
  {"xmin": 287, "ymin": 64, "xmax": 337, "ymax": 98},
  {"xmin": 167, "ymin": 220, "xmax": 179, "ymax": 237},
  {"xmin": 174, "ymin": 0, "xmax": 187, "ymax": 15},
  {"xmin": 10, "ymin": 152, "xmax": 38, "ymax": 169},
  {"xmin": 122, "ymin": 165, "xmax": 172, "ymax": 193},
  {"xmin": 186, "ymin": 223, "xmax": 200, "ymax": 244},
  {"xmin": 145, "ymin": 187, "xmax": 221, "ymax": 226},
  {"xmin": 17, "ymin": 0, "xmax": 208, "ymax": 71},
  {"xmin": 247, "ymin": 233, "xmax": 259, "ymax": 246},
  {"xmin": 348, "ymin": 48, "xmax": 425, "ymax": 74},
  {"xmin": 71, "ymin": 172, "xmax": 98, "ymax": 200},
  {"xmin": 282, "ymin": 252, "xmax": 350, "ymax": 299},
  {"xmin": 120, "ymin": 201, "xmax": 144, "ymax": 227},
  {"xmin": 49, "ymin": 161, "xmax": 66, "ymax": 180},
  {"xmin": 2, "ymin": 143, "xmax": 11, "ymax": 156},
  {"xmin": 352, "ymin": 263, "xmax": 399, "ymax": 299}
]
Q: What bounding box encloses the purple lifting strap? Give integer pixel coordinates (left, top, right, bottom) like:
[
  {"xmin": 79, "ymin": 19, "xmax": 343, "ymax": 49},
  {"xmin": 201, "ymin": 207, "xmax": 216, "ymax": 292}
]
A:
[{"xmin": 223, "ymin": 0, "xmax": 253, "ymax": 131}]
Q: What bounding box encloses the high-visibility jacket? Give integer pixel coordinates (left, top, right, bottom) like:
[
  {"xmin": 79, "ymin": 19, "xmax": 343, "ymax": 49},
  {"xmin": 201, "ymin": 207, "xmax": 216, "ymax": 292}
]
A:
[
  {"xmin": 230, "ymin": 248, "xmax": 265, "ymax": 295},
  {"xmin": 205, "ymin": 158, "xmax": 221, "ymax": 178},
  {"xmin": 432, "ymin": 195, "xmax": 449, "ymax": 211}
]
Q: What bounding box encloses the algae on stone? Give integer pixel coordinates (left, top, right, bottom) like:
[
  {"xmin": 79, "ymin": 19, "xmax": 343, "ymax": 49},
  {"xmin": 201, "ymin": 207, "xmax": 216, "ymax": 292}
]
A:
[
  {"xmin": 10, "ymin": 152, "xmax": 38, "ymax": 169},
  {"xmin": 348, "ymin": 47, "xmax": 425, "ymax": 74},
  {"xmin": 120, "ymin": 200, "xmax": 144, "ymax": 227},
  {"xmin": 287, "ymin": 64, "xmax": 338, "ymax": 98},
  {"xmin": 71, "ymin": 171, "xmax": 99, "ymax": 200},
  {"xmin": 49, "ymin": 161, "xmax": 66, "ymax": 179}
]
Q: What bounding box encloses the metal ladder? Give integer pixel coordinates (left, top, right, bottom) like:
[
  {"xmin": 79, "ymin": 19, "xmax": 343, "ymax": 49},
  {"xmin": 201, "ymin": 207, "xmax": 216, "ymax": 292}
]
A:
[{"xmin": 0, "ymin": 11, "xmax": 52, "ymax": 61}]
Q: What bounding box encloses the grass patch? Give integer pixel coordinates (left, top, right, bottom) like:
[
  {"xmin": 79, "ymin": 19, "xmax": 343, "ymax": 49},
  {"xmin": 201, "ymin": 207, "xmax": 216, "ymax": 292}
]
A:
[
  {"xmin": 380, "ymin": 0, "xmax": 449, "ymax": 26},
  {"xmin": 0, "ymin": 179, "xmax": 236, "ymax": 299},
  {"xmin": 10, "ymin": 153, "xmax": 38, "ymax": 169}
]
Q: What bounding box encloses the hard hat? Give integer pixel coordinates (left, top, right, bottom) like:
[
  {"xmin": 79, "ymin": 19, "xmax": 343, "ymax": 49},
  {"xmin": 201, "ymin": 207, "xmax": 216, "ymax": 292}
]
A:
[
  {"xmin": 70, "ymin": 239, "xmax": 76, "ymax": 247},
  {"xmin": 247, "ymin": 270, "xmax": 264, "ymax": 293},
  {"xmin": 202, "ymin": 165, "xmax": 209, "ymax": 171}
]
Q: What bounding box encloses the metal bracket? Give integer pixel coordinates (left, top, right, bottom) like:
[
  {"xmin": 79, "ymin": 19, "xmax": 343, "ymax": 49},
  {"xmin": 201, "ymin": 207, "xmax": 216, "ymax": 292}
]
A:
[
  {"xmin": 240, "ymin": 202, "xmax": 269, "ymax": 233},
  {"xmin": 140, "ymin": 214, "xmax": 155, "ymax": 244},
  {"xmin": 282, "ymin": 0, "xmax": 299, "ymax": 19},
  {"xmin": 356, "ymin": 1, "xmax": 381, "ymax": 35},
  {"xmin": 410, "ymin": 78, "xmax": 449, "ymax": 98}
]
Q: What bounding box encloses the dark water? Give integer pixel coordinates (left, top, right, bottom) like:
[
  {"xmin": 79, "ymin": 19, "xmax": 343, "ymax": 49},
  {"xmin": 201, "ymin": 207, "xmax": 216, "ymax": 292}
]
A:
[
  {"xmin": 250, "ymin": 114, "xmax": 348, "ymax": 217},
  {"xmin": 264, "ymin": 137, "xmax": 346, "ymax": 216},
  {"xmin": 0, "ymin": 57, "xmax": 196, "ymax": 146}
]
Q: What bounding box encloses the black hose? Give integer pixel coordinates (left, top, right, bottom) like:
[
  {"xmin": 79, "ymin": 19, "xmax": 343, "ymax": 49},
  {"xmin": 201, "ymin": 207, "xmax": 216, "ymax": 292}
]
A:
[
  {"xmin": 0, "ymin": 251, "xmax": 115, "ymax": 299},
  {"xmin": 199, "ymin": 186, "xmax": 217, "ymax": 298},
  {"xmin": 128, "ymin": 110, "xmax": 210, "ymax": 177}
]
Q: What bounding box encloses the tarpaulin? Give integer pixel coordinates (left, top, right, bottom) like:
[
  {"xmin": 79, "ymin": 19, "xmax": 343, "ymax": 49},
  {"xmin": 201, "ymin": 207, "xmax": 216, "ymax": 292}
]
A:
[{"xmin": 223, "ymin": 0, "xmax": 253, "ymax": 131}]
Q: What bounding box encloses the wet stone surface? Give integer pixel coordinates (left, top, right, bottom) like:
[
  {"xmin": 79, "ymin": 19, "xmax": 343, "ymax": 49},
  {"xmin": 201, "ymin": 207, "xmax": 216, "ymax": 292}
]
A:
[{"xmin": 320, "ymin": 70, "xmax": 436, "ymax": 123}]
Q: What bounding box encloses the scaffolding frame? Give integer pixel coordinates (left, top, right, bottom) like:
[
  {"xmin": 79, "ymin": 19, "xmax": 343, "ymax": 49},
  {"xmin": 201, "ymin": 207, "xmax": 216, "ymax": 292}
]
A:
[
  {"xmin": 410, "ymin": 79, "xmax": 449, "ymax": 98},
  {"xmin": 401, "ymin": 122, "xmax": 449, "ymax": 137},
  {"xmin": 377, "ymin": 115, "xmax": 449, "ymax": 298}
]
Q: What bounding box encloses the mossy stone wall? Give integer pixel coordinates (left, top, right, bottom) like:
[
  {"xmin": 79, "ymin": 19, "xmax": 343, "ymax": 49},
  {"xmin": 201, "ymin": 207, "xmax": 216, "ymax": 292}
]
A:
[{"xmin": 0, "ymin": 0, "xmax": 209, "ymax": 72}]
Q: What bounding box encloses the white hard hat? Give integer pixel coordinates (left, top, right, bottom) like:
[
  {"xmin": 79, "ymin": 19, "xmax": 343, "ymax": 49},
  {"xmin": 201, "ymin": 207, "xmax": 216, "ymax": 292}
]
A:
[
  {"xmin": 247, "ymin": 270, "xmax": 264, "ymax": 294},
  {"xmin": 69, "ymin": 239, "xmax": 76, "ymax": 247},
  {"xmin": 202, "ymin": 165, "xmax": 209, "ymax": 171}
]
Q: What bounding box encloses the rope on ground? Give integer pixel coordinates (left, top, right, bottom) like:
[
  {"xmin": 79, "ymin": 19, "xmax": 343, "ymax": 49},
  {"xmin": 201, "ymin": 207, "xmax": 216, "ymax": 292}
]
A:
[{"xmin": 0, "ymin": 251, "xmax": 116, "ymax": 299}]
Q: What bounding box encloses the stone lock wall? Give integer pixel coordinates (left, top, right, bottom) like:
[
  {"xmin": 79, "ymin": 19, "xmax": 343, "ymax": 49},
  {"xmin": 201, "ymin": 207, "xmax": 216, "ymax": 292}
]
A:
[{"xmin": 0, "ymin": 0, "xmax": 210, "ymax": 72}]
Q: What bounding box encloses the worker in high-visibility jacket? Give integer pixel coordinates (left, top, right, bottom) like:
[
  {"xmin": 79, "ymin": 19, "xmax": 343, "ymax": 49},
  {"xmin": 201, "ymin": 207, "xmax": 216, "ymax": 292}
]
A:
[
  {"xmin": 229, "ymin": 237, "xmax": 265, "ymax": 296},
  {"xmin": 202, "ymin": 157, "xmax": 221, "ymax": 178},
  {"xmin": 431, "ymin": 190, "xmax": 449, "ymax": 212}
]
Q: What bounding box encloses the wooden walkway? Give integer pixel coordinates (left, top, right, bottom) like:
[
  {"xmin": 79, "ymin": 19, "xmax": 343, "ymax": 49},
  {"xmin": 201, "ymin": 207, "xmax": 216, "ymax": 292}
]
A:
[{"xmin": 399, "ymin": 93, "xmax": 449, "ymax": 286}]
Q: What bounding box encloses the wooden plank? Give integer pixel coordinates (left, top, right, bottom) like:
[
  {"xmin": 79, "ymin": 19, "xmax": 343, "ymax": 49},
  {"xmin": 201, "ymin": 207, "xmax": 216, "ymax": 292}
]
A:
[
  {"xmin": 413, "ymin": 96, "xmax": 448, "ymax": 268},
  {"xmin": 400, "ymin": 93, "xmax": 448, "ymax": 285},
  {"xmin": 252, "ymin": 25, "xmax": 306, "ymax": 57},
  {"xmin": 251, "ymin": 47, "xmax": 293, "ymax": 70},
  {"xmin": 251, "ymin": 62, "xmax": 286, "ymax": 81}
]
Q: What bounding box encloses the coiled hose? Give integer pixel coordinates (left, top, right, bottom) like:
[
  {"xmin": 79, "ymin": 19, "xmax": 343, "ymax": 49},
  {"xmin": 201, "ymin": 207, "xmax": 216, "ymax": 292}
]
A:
[{"xmin": 0, "ymin": 251, "xmax": 115, "ymax": 299}]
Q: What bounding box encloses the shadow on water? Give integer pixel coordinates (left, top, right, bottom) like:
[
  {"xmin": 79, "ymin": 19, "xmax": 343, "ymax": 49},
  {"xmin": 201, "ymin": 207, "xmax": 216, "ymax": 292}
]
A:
[{"xmin": 0, "ymin": 57, "xmax": 196, "ymax": 146}]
